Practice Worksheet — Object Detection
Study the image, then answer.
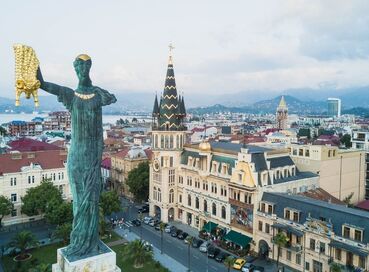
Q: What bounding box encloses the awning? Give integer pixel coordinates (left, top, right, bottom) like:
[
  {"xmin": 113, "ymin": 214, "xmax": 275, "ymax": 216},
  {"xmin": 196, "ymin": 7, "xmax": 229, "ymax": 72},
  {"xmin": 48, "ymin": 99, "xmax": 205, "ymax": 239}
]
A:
[
  {"xmin": 202, "ymin": 221, "xmax": 218, "ymax": 233},
  {"xmin": 272, "ymin": 223, "xmax": 304, "ymax": 237},
  {"xmin": 224, "ymin": 230, "xmax": 252, "ymax": 248},
  {"xmin": 330, "ymin": 240, "xmax": 368, "ymax": 257}
]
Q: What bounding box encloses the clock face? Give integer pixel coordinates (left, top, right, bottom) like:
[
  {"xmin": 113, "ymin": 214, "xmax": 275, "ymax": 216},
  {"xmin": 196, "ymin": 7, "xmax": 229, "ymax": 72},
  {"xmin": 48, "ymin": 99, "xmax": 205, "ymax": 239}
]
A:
[{"xmin": 153, "ymin": 159, "xmax": 160, "ymax": 172}]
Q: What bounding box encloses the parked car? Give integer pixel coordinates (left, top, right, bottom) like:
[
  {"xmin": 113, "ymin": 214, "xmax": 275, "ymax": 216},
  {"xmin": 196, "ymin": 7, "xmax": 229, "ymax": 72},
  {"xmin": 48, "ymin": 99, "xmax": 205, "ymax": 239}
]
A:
[
  {"xmin": 138, "ymin": 204, "xmax": 149, "ymax": 213},
  {"xmin": 214, "ymin": 251, "xmax": 229, "ymax": 262},
  {"xmin": 155, "ymin": 222, "xmax": 167, "ymax": 231},
  {"xmin": 233, "ymin": 258, "xmax": 246, "ymax": 270},
  {"xmin": 131, "ymin": 219, "xmax": 141, "ymax": 226},
  {"xmin": 165, "ymin": 225, "xmax": 176, "ymax": 233},
  {"xmin": 171, "ymin": 229, "xmax": 182, "ymax": 237},
  {"xmin": 191, "ymin": 238, "xmax": 203, "ymax": 248},
  {"xmin": 143, "ymin": 216, "xmax": 152, "ymax": 224},
  {"xmin": 149, "ymin": 218, "xmax": 159, "ymax": 227},
  {"xmin": 253, "ymin": 266, "xmax": 265, "ymax": 272},
  {"xmin": 143, "ymin": 240, "xmax": 153, "ymax": 251},
  {"xmin": 207, "ymin": 246, "xmax": 220, "ymax": 258},
  {"xmin": 184, "ymin": 235, "xmax": 193, "ymax": 244},
  {"xmin": 241, "ymin": 263, "xmax": 255, "ymax": 272},
  {"xmin": 177, "ymin": 231, "xmax": 188, "ymax": 240},
  {"xmin": 199, "ymin": 241, "xmax": 211, "ymax": 253}
]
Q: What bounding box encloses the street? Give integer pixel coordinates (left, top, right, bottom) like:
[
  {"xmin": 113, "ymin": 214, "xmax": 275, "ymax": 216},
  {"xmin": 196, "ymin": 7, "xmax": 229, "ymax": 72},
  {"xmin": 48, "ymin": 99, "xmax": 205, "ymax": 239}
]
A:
[{"xmin": 111, "ymin": 197, "xmax": 277, "ymax": 272}]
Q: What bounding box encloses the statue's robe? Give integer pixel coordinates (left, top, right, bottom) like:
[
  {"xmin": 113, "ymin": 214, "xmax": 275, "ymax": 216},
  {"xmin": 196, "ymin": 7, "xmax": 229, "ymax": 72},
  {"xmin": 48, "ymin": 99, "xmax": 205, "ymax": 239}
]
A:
[{"xmin": 57, "ymin": 87, "xmax": 116, "ymax": 257}]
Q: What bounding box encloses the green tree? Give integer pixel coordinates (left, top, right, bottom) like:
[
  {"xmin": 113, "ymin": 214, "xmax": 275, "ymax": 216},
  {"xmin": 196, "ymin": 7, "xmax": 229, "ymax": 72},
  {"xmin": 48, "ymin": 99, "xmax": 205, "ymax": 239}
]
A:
[
  {"xmin": 29, "ymin": 263, "xmax": 51, "ymax": 272},
  {"xmin": 0, "ymin": 126, "xmax": 7, "ymax": 136},
  {"xmin": 274, "ymin": 232, "xmax": 288, "ymax": 267},
  {"xmin": 298, "ymin": 128, "xmax": 311, "ymax": 139},
  {"xmin": 45, "ymin": 200, "xmax": 73, "ymax": 226},
  {"xmin": 0, "ymin": 196, "xmax": 13, "ymax": 228},
  {"xmin": 330, "ymin": 262, "xmax": 342, "ymax": 272},
  {"xmin": 53, "ymin": 223, "xmax": 72, "ymax": 245},
  {"xmin": 99, "ymin": 191, "xmax": 121, "ymax": 216},
  {"xmin": 340, "ymin": 134, "xmax": 352, "ymax": 148},
  {"xmin": 123, "ymin": 239, "xmax": 153, "ymax": 268},
  {"xmin": 99, "ymin": 206, "xmax": 111, "ymax": 236},
  {"xmin": 9, "ymin": 231, "xmax": 39, "ymax": 259},
  {"xmin": 132, "ymin": 117, "xmax": 138, "ymax": 123},
  {"xmin": 343, "ymin": 192, "xmax": 354, "ymax": 207},
  {"xmin": 126, "ymin": 162, "xmax": 149, "ymax": 202},
  {"xmin": 224, "ymin": 256, "xmax": 235, "ymax": 272},
  {"xmin": 21, "ymin": 181, "xmax": 63, "ymax": 216},
  {"xmin": 159, "ymin": 222, "xmax": 166, "ymax": 254}
]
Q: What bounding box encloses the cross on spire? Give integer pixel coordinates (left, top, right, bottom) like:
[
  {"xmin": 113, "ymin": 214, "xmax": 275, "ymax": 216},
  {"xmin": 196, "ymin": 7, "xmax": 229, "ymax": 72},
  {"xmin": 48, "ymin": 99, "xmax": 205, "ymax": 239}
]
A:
[{"xmin": 168, "ymin": 42, "xmax": 175, "ymax": 64}]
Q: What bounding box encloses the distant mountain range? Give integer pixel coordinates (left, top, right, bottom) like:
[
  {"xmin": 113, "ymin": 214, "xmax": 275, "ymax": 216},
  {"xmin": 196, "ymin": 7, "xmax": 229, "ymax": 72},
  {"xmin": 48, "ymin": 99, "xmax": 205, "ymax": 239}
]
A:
[{"xmin": 1, "ymin": 85, "xmax": 369, "ymax": 115}]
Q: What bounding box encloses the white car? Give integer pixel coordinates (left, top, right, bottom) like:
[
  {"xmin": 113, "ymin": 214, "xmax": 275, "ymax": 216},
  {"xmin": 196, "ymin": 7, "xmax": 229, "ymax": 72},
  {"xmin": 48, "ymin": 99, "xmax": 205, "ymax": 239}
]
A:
[
  {"xmin": 164, "ymin": 225, "xmax": 175, "ymax": 233},
  {"xmin": 199, "ymin": 241, "xmax": 211, "ymax": 253},
  {"xmin": 143, "ymin": 216, "xmax": 152, "ymax": 224}
]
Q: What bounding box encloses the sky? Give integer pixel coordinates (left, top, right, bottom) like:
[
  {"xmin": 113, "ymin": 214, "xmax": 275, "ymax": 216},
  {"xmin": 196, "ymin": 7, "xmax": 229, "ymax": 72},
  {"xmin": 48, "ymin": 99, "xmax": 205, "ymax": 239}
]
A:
[{"xmin": 1, "ymin": 0, "xmax": 369, "ymax": 99}]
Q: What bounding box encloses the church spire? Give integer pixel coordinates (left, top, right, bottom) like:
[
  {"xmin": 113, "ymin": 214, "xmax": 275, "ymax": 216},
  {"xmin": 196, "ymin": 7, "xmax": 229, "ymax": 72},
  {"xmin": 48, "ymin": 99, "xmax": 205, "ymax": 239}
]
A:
[
  {"xmin": 152, "ymin": 93, "xmax": 159, "ymax": 117},
  {"xmin": 278, "ymin": 95, "xmax": 288, "ymax": 110}
]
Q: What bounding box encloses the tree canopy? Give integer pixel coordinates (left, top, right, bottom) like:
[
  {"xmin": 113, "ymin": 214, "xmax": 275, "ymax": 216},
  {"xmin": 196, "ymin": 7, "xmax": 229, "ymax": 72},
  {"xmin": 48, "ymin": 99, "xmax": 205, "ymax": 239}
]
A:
[
  {"xmin": 0, "ymin": 196, "xmax": 13, "ymax": 227},
  {"xmin": 99, "ymin": 191, "xmax": 121, "ymax": 216},
  {"xmin": 340, "ymin": 134, "xmax": 352, "ymax": 148},
  {"xmin": 21, "ymin": 181, "xmax": 63, "ymax": 217},
  {"xmin": 126, "ymin": 162, "xmax": 149, "ymax": 202},
  {"xmin": 45, "ymin": 199, "xmax": 73, "ymax": 226}
]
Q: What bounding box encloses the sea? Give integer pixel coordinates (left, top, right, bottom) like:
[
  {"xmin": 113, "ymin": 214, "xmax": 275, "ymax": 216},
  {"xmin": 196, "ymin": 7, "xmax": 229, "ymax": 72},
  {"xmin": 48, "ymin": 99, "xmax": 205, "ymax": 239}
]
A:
[{"xmin": 0, "ymin": 113, "xmax": 151, "ymax": 125}]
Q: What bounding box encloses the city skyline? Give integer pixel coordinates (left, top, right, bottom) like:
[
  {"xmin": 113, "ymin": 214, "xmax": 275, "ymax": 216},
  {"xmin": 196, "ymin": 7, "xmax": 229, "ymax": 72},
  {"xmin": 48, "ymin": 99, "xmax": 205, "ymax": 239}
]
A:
[{"xmin": 1, "ymin": 1, "xmax": 369, "ymax": 100}]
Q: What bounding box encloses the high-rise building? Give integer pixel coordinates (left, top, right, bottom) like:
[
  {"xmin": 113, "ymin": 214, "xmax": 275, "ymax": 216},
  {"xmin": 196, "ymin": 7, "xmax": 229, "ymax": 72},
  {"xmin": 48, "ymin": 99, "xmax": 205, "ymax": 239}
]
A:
[
  {"xmin": 351, "ymin": 130, "xmax": 369, "ymax": 199},
  {"xmin": 327, "ymin": 98, "xmax": 341, "ymax": 117},
  {"xmin": 276, "ymin": 96, "xmax": 288, "ymax": 130}
]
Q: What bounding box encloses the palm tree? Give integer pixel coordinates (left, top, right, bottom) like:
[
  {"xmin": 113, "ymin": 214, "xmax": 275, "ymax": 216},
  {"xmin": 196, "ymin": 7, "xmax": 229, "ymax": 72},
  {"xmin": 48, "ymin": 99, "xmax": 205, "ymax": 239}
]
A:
[
  {"xmin": 224, "ymin": 256, "xmax": 235, "ymax": 272},
  {"xmin": 29, "ymin": 263, "xmax": 51, "ymax": 272},
  {"xmin": 159, "ymin": 222, "xmax": 166, "ymax": 254},
  {"xmin": 186, "ymin": 236, "xmax": 194, "ymax": 272},
  {"xmin": 9, "ymin": 231, "xmax": 39, "ymax": 259},
  {"xmin": 53, "ymin": 223, "xmax": 72, "ymax": 245},
  {"xmin": 123, "ymin": 239, "xmax": 153, "ymax": 268},
  {"xmin": 330, "ymin": 262, "xmax": 342, "ymax": 272},
  {"xmin": 274, "ymin": 231, "xmax": 288, "ymax": 268}
]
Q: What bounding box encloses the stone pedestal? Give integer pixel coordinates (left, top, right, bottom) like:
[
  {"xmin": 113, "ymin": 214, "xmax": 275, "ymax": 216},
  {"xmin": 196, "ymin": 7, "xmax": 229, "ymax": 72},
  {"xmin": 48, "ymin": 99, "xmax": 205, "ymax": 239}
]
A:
[{"xmin": 52, "ymin": 242, "xmax": 121, "ymax": 272}]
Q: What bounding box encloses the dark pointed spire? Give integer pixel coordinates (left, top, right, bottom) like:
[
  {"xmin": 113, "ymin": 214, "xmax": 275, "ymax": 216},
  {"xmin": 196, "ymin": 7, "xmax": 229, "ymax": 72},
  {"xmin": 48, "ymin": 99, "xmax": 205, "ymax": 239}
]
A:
[
  {"xmin": 152, "ymin": 94, "xmax": 159, "ymax": 117},
  {"xmin": 181, "ymin": 95, "xmax": 186, "ymax": 116}
]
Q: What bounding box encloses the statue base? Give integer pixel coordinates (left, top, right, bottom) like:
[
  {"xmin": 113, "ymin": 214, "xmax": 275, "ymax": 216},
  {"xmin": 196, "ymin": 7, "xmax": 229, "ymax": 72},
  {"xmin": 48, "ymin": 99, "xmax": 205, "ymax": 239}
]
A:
[{"xmin": 52, "ymin": 242, "xmax": 121, "ymax": 272}]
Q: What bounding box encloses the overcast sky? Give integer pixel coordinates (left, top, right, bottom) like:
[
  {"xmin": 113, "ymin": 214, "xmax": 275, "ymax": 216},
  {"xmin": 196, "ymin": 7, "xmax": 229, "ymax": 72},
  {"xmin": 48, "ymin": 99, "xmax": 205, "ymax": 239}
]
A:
[{"xmin": 1, "ymin": 0, "xmax": 369, "ymax": 99}]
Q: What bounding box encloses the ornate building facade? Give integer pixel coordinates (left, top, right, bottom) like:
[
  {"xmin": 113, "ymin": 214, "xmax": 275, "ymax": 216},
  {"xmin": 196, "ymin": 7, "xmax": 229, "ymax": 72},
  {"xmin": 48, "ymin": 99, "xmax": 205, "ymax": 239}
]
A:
[{"xmin": 276, "ymin": 96, "xmax": 288, "ymax": 130}]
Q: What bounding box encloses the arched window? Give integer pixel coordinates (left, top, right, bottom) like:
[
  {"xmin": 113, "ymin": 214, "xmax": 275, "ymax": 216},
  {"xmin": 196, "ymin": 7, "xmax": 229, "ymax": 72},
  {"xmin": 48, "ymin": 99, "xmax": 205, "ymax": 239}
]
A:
[
  {"xmin": 188, "ymin": 195, "xmax": 192, "ymax": 206},
  {"xmin": 204, "ymin": 200, "xmax": 208, "ymax": 212},
  {"xmin": 154, "ymin": 186, "xmax": 157, "ymax": 201},
  {"xmin": 221, "ymin": 206, "xmax": 226, "ymax": 219},
  {"xmin": 161, "ymin": 135, "xmax": 164, "ymax": 149},
  {"xmin": 158, "ymin": 188, "xmax": 161, "ymax": 202},
  {"xmin": 212, "ymin": 203, "xmax": 216, "ymax": 216},
  {"xmin": 165, "ymin": 135, "xmax": 169, "ymax": 149},
  {"xmin": 169, "ymin": 189, "xmax": 174, "ymax": 203},
  {"xmin": 176, "ymin": 135, "xmax": 179, "ymax": 149},
  {"xmin": 195, "ymin": 197, "xmax": 199, "ymax": 209},
  {"xmin": 170, "ymin": 135, "xmax": 174, "ymax": 149},
  {"xmin": 180, "ymin": 134, "xmax": 183, "ymax": 148},
  {"xmin": 154, "ymin": 134, "xmax": 158, "ymax": 148}
]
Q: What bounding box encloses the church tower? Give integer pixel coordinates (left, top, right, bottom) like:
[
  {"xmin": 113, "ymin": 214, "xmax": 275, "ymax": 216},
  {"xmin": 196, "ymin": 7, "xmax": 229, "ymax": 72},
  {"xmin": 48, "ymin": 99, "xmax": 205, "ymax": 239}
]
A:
[
  {"xmin": 149, "ymin": 45, "xmax": 187, "ymax": 223},
  {"xmin": 276, "ymin": 96, "xmax": 288, "ymax": 130}
]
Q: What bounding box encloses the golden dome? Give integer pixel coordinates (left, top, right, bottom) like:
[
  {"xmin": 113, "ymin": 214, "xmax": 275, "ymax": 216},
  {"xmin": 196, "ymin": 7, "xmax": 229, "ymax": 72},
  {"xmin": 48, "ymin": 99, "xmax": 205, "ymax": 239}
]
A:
[{"xmin": 199, "ymin": 141, "xmax": 211, "ymax": 152}]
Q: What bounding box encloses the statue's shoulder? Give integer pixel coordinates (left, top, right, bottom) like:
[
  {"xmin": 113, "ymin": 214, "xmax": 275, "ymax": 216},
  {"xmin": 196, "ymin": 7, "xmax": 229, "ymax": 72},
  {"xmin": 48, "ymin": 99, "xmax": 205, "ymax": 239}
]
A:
[{"xmin": 92, "ymin": 86, "xmax": 117, "ymax": 106}]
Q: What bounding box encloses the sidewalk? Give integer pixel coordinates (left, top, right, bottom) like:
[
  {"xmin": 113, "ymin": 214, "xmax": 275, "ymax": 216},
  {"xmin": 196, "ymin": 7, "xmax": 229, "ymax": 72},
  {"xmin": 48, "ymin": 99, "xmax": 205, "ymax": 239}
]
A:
[{"xmin": 114, "ymin": 228, "xmax": 187, "ymax": 272}]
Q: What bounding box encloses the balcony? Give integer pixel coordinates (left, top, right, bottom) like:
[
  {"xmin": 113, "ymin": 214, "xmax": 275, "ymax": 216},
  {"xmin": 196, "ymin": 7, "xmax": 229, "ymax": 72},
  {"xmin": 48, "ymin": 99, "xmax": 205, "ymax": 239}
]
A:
[
  {"xmin": 271, "ymin": 238, "xmax": 302, "ymax": 252},
  {"xmin": 229, "ymin": 198, "xmax": 254, "ymax": 210}
]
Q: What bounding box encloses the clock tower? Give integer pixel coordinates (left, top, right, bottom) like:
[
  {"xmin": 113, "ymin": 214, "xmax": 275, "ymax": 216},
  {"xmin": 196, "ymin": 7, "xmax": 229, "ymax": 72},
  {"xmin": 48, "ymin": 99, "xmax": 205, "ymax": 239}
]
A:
[{"xmin": 149, "ymin": 45, "xmax": 187, "ymax": 223}]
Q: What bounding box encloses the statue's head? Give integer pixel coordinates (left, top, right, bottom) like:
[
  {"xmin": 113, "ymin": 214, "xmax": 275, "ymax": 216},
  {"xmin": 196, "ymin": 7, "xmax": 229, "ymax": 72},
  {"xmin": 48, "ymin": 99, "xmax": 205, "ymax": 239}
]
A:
[{"xmin": 73, "ymin": 54, "xmax": 92, "ymax": 85}]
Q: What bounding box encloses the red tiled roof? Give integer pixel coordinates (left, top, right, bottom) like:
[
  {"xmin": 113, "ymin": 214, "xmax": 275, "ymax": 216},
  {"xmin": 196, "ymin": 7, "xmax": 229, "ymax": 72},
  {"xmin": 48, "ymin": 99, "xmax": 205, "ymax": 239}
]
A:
[
  {"xmin": 299, "ymin": 188, "xmax": 344, "ymax": 205},
  {"xmin": 144, "ymin": 149, "xmax": 153, "ymax": 160},
  {"xmin": 101, "ymin": 157, "xmax": 111, "ymax": 169},
  {"xmin": 356, "ymin": 200, "xmax": 369, "ymax": 211},
  {"xmin": 0, "ymin": 150, "xmax": 67, "ymax": 175},
  {"xmin": 8, "ymin": 138, "xmax": 63, "ymax": 152},
  {"xmin": 111, "ymin": 147, "xmax": 130, "ymax": 159}
]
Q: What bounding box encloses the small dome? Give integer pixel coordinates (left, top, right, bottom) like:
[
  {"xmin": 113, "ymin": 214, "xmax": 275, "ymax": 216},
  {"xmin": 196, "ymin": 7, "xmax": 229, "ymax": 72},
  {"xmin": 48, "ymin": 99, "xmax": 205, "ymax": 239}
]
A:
[
  {"xmin": 199, "ymin": 141, "xmax": 211, "ymax": 152},
  {"xmin": 127, "ymin": 146, "xmax": 147, "ymax": 159}
]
